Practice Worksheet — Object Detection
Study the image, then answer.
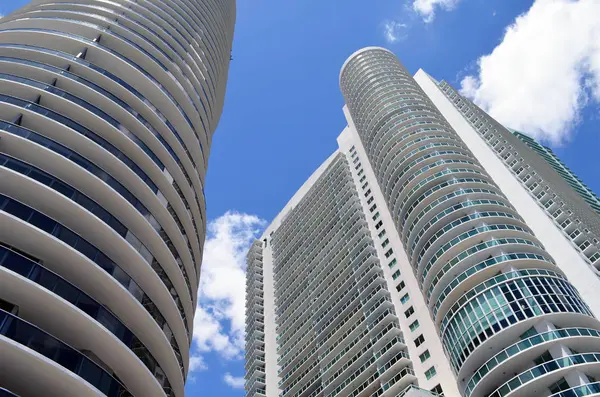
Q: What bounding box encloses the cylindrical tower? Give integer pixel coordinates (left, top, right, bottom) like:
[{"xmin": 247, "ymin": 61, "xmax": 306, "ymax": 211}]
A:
[
  {"xmin": 340, "ymin": 47, "xmax": 600, "ymax": 397},
  {"xmin": 0, "ymin": 1, "xmax": 235, "ymax": 396}
]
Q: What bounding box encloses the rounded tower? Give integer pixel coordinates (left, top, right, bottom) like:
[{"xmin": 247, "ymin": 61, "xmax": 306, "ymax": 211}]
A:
[
  {"xmin": 0, "ymin": 1, "xmax": 235, "ymax": 396},
  {"xmin": 340, "ymin": 47, "xmax": 600, "ymax": 397}
]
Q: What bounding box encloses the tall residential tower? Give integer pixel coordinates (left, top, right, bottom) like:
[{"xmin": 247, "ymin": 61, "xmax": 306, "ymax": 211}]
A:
[
  {"xmin": 245, "ymin": 47, "xmax": 600, "ymax": 397},
  {"xmin": 0, "ymin": 1, "xmax": 235, "ymax": 396}
]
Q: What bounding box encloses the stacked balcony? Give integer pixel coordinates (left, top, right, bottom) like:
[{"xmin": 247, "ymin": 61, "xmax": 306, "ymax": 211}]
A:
[
  {"xmin": 245, "ymin": 241, "xmax": 266, "ymax": 397},
  {"xmin": 271, "ymin": 154, "xmax": 413, "ymax": 397}
]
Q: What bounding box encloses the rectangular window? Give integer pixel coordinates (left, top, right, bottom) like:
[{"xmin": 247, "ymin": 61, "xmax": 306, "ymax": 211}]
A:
[
  {"xmin": 404, "ymin": 306, "xmax": 414, "ymax": 318},
  {"xmin": 384, "ymin": 249, "xmax": 393, "ymax": 258},
  {"xmin": 392, "ymin": 270, "xmax": 401, "ymax": 280},
  {"xmin": 355, "ymin": 163, "xmax": 362, "ymax": 170},
  {"xmin": 430, "ymin": 385, "xmax": 443, "ymax": 395},
  {"xmin": 543, "ymin": 199, "xmax": 554, "ymax": 209},
  {"xmin": 388, "ymin": 258, "xmax": 397, "ymax": 268},
  {"xmin": 381, "ymin": 239, "xmax": 389, "ymax": 248},
  {"xmin": 366, "ymin": 196, "xmax": 374, "ymax": 204},
  {"xmin": 548, "ymin": 378, "xmax": 570, "ymax": 394},
  {"xmin": 372, "ymin": 212, "xmax": 380, "ymax": 221},
  {"xmin": 414, "ymin": 334, "xmax": 425, "ymax": 347},
  {"xmin": 400, "ymin": 293, "xmax": 410, "ymax": 304},
  {"xmin": 425, "ymin": 366, "xmax": 437, "ymax": 380},
  {"xmin": 409, "ymin": 319, "xmax": 420, "ymax": 332},
  {"xmin": 396, "ymin": 281, "xmax": 405, "ymax": 292},
  {"xmin": 419, "ymin": 350, "xmax": 431, "ymax": 362},
  {"xmin": 534, "ymin": 351, "xmax": 553, "ymax": 366},
  {"xmin": 360, "ymin": 176, "xmax": 367, "ymax": 183},
  {"xmin": 362, "ymin": 182, "xmax": 369, "ymax": 190},
  {"xmin": 552, "ymin": 209, "xmax": 563, "ymax": 218},
  {"xmin": 353, "ymin": 156, "xmax": 360, "ymax": 164},
  {"xmin": 536, "ymin": 190, "xmax": 547, "ymax": 199},
  {"xmin": 520, "ymin": 327, "xmax": 537, "ymax": 340},
  {"xmin": 350, "ymin": 146, "xmax": 355, "ymax": 153},
  {"xmin": 375, "ymin": 220, "xmax": 383, "ymax": 229},
  {"xmin": 358, "ymin": 169, "xmax": 364, "ymax": 176},
  {"xmin": 378, "ymin": 230, "xmax": 386, "ymax": 238},
  {"xmin": 369, "ymin": 204, "xmax": 377, "ymax": 212},
  {"xmin": 561, "ymin": 219, "xmax": 572, "ymax": 229},
  {"xmin": 364, "ymin": 189, "xmax": 371, "ymax": 197}
]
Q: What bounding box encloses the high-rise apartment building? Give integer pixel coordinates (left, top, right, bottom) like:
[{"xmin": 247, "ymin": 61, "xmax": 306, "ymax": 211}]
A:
[
  {"xmin": 245, "ymin": 47, "xmax": 600, "ymax": 397},
  {"xmin": 0, "ymin": 1, "xmax": 235, "ymax": 396}
]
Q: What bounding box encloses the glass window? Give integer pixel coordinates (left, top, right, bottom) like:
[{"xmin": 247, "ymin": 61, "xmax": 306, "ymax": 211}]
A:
[
  {"xmin": 3, "ymin": 199, "xmax": 31, "ymax": 220},
  {"xmin": 419, "ymin": 350, "xmax": 431, "ymax": 362},
  {"xmin": 75, "ymin": 239, "xmax": 98, "ymax": 261},
  {"xmin": 51, "ymin": 180, "xmax": 75, "ymax": 198},
  {"xmin": 396, "ymin": 281, "xmax": 405, "ymax": 292},
  {"xmin": 414, "ymin": 334, "xmax": 425, "ymax": 347},
  {"xmin": 425, "ymin": 366, "xmax": 437, "ymax": 380},
  {"xmin": 54, "ymin": 279, "xmax": 79, "ymax": 304},
  {"xmin": 75, "ymin": 294, "xmax": 99, "ymax": 318},
  {"xmin": 400, "ymin": 293, "xmax": 410, "ymax": 304},
  {"xmin": 548, "ymin": 377, "xmax": 569, "ymax": 393},
  {"xmin": 57, "ymin": 227, "xmax": 79, "ymax": 247},
  {"xmin": 409, "ymin": 320, "xmax": 420, "ymax": 332},
  {"xmin": 405, "ymin": 306, "xmax": 415, "ymax": 318},
  {"xmin": 28, "ymin": 212, "xmax": 56, "ymax": 234}
]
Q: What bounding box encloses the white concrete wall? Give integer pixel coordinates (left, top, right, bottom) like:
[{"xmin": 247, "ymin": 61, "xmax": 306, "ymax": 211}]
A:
[
  {"xmin": 261, "ymin": 242, "xmax": 279, "ymax": 397},
  {"xmin": 338, "ymin": 112, "xmax": 461, "ymax": 396},
  {"xmin": 414, "ymin": 69, "xmax": 600, "ymax": 319}
]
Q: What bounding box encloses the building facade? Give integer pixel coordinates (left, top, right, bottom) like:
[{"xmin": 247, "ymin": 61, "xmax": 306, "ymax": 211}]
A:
[
  {"xmin": 435, "ymin": 81, "xmax": 600, "ymax": 274},
  {"xmin": 0, "ymin": 1, "xmax": 235, "ymax": 396},
  {"xmin": 245, "ymin": 47, "xmax": 600, "ymax": 397}
]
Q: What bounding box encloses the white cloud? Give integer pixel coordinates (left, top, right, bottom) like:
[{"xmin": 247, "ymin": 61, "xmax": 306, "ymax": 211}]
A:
[
  {"xmin": 188, "ymin": 355, "xmax": 207, "ymax": 372},
  {"xmin": 383, "ymin": 20, "xmax": 408, "ymax": 43},
  {"xmin": 190, "ymin": 211, "xmax": 265, "ymax": 372},
  {"xmin": 223, "ymin": 373, "xmax": 245, "ymax": 389},
  {"xmin": 412, "ymin": 0, "xmax": 460, "ymax": 22},
  {"xmin": 460, "ymin": 0, "xmax": 600, "ymax": 145}
]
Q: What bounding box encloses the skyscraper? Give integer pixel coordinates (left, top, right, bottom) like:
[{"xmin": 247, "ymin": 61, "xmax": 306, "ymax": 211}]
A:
[
  {"xmin": 0, "ymin": 1, "xmax": 235, "ymax": 396},
  {"xmin": 245, "ymin": 47, "xmax": 600, "ymax": 397}
]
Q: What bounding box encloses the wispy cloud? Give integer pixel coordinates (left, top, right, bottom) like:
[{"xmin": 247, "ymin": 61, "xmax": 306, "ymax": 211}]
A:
[
  {"xmin": 460, "ymin": 0, "xmax": 600, "ymax": 145},
  {"xmin": 189, "ymin": 211, "xmax": 265, "ymax": 373},
  {"xmin": 412, "ymin": 0, "xmax": 461, "ymax": 22},
  {"xmin": 381, "ymin": 0, "xmax": 460, "ymax": 43},
  {"xmin": 383, "ymin": 20, "xmax": 408, "ymax": 43},
  {"xmin": 223, "ymin": 373, "xmax": 245, "ymax": 389}
]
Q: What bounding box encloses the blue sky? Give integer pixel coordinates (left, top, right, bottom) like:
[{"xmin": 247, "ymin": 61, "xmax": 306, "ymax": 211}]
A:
[{"xmin": 2, "ymin": 0, "xmax": 599, "ymax": 395}]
